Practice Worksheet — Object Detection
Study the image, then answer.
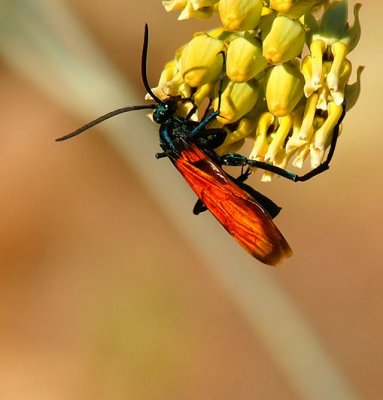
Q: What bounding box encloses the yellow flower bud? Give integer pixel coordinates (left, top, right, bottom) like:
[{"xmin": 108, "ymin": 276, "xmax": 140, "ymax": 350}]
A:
[
  {"xmin": 226, "ymin": 36, "xmax": 268, "ymax": 82},
  {"xmin": 269, "ymin": 0, "xmax": 321, "ymax": 19},
  {"xmin": 162, "ymin": 0, "xmax": 187, "ymax": 12},
  {"xmin": 180, "ymin": 4, "xmax": 214, "ymax": 20},
  {"xmin": 262, "ymin": 16, "xmax": 305, "ymax": 64},
  {"xmin": 180, "ymin": 34, "xmax": 224, "ymax": 87},
  {"xmin": 215, "ymin": 79, "xmax": 259, "ymax": 124},
  {"xmin": 163, "ymin": 0, "xmax": 217, "ymax": 20},
  {"xmin": 219, "ymin": 0, "xmax": 263, "ymax": 31},
  {"xmin": 265, "ymin": 62, "xmax": 304, "ymax": 117},
  {"xmin": 158, "ymin": 0, "xmax": 362, "ymax": 181}
]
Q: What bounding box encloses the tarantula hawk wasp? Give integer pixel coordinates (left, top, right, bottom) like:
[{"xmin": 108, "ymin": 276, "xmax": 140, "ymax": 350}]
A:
[{"xmin": 57, "ymin": 25, "xmax": 345, "ymax": 266}]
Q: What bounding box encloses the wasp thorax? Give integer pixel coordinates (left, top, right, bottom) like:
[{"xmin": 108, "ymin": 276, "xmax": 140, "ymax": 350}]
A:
[{"xmin": 153, "ymin": 100, "xmax": 178, "ymax": 123}]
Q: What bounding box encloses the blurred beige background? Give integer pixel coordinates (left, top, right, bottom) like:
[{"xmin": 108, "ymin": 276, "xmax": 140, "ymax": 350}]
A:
[{"xmin": 0, "ymin": 1, "xmax": 381, "ymax": 399}]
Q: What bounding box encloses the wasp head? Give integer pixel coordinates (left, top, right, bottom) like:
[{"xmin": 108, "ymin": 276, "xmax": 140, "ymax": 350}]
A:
[{"xmin": 153, "ymin": 99, "xmax": 177, "ymax": 124}]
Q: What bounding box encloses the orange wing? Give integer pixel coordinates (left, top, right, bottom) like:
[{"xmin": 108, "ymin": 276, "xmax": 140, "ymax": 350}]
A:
[{"xmin": 172, "ymin": 140, "xmax": 292, "ymax": 266}]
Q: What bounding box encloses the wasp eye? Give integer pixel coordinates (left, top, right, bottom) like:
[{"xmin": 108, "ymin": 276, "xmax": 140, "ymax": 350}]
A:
[{"xmin": 164, "ymin": 100, "xmax": 177, "ymax": 113}]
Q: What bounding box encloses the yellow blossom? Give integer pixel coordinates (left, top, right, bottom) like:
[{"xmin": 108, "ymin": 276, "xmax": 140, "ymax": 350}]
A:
[
  {"xmin": 180, "ymin": 34, "xmax": 224, "ymax": 87},
  {"xmin": 158, "ymin": 0, "xmax": 363, "ymax": 181},
  {"xmin": 265, "ymin": 62, "xmax": 305, "ymax": 117},
  {"xmin": 162, "ymin": 0, "xmax": 187, "ymax": 12},
  {"xmin": 328, "ymin": 57, "xmax": 352, "ymax": 106},
  {"xmin": 250, "ymin": 112, "xmax": 275, "ymax": 162},
  {"xmin": 214, "ymin": 79, "xmax": 259, "ymax": 124},
  {"xmin": 163, "ymin": 0, "xmax": 217, "ymax": 20},
  {"xmin": 218, "ymin": 0, "xmax": 263, "ymax": 31},
  {"xmin": 226, "ymin": 35, "xmax": 268, "ymax": 82},
  {"xmin": 303, "ymin": 1, "xmax": 362, "ymax": 106},
  {"xmin": 269, "ymin": 0, "xmax": 323, "ymax": 19},
  {"xmin": 311, "ymin": 101, "xmax": 343, "ymax": 166},
  {"xmin": 293, "ymin": 143, "xmax": 310, "ymax": 169},
  {"xmin": 262, "ymin": 16, "xmax": 305, "ymax": 64},
  {"xmin": 264, "ymin": 114, "xmax": 294, "ymax": 165},
  {"xmin": 286, "ymin": 94, "xmax": 318, "ymax": 152}
]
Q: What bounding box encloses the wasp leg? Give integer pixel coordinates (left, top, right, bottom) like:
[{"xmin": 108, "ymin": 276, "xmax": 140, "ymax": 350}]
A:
[
  {"xmin": 220, "ymin": 102, "xmax": 346, "ymax": 182},
  {"xmin": 185, "ymin": 104, "xmax": 198, "ymax": 120},
  {"xmin": 221, "ymin": 152, "xmax": 317, "ymax": 182},
  {"xmin": 191, "ymin": 52, "xmax": 226, "ymax": 136},
  {"xmin": 220, "ymin": 120, "xmax": 342, "ymax": 182},
  {"xmin": 193, "ymin": 199, "xmax": 207, "ymax": 215},
  {"xmin": 155, "ymin": 152, "xmax": 168, "ymax": 159}
]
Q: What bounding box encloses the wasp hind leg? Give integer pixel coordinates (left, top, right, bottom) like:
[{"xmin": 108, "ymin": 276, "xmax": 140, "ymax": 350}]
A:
[
  {"xmin": 193, "ymin": 200, "xmax": 207, "ymax": 215},
  {"xmin": 219, "ymin": 123, "xmax": 340, "ymax": 182},
  {"xmin": 192, "ymin": 168, "xmax": 282, "ymax": 219},
  {"xmin": 155, "ymin": 152, "xmax": 168, "ymax": 159},
  {"xmin": 220, "ymin": 101, "xmax": 345, "ymax": 182}
]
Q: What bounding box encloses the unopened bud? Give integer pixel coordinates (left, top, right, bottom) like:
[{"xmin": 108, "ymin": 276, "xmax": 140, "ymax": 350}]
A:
[
  {"xmin": 226, "ymin": 36, "xmax": 268, "ymax": 82},
  {"xmin": 215, "ymin": 79, "xmax": 259, "ymax": 124},
  {"xmin": 219, "ymin": 0, "xmax": 263, "ymax": 31},
  {"xmin": 262, "ymin": 16, "xmax": 305, "ymax": 64},
  {"xmin": 269, "ymin": 0, "xmax": 321, "ymax": 19},
  {"xmin": 265, "ymin": 62, "xmax": 304, "ymax": 117},
  {"xmin": 180, "ymin": 34, "xmax": 224, "ymax": 87}
]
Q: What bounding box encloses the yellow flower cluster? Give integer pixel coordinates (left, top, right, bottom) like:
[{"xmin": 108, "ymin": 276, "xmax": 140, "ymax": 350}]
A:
[{"xmin": 154, "ymin": 0, "xmax": 362, "ymax": 181}]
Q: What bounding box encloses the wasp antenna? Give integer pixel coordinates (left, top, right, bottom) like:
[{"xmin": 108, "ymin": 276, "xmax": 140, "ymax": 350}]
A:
[
  {"xmin": 216, "ymin": 51, "xmax": 226, "ymax": 114},
  {"xmin": 56, "ymin": 104, "xmax": 156, "ymax": 142},
  {"xmin": 142, "ymin": 24, "xmax": 161, "ymax": 104}
]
